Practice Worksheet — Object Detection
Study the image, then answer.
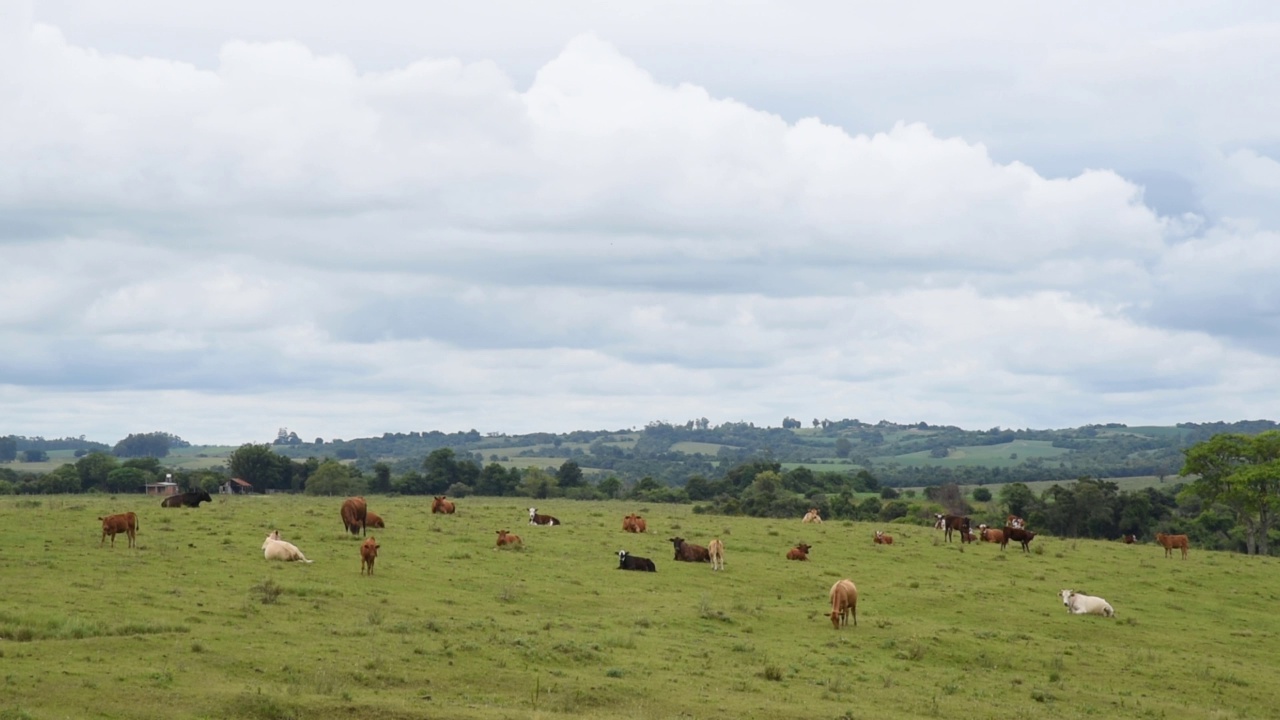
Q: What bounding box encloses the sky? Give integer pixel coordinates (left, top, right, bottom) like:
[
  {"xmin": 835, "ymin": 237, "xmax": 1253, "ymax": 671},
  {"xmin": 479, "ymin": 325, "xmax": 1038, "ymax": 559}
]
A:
[{"xmin": 3, "ymin": 1, "xmax": 1280, "ymax": 446}]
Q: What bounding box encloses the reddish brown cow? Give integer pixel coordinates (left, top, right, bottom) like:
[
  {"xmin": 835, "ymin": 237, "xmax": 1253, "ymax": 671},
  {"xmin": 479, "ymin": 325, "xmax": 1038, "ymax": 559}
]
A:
[
  {"xmin": 786, "ymin": 543, "xmax": 812, "ymax": 561},
  {"xmin": 1001, "ymin": 526, "xmax": 1036, "ymax": 552},
  {"xmin": 622, "ymin": 514, "xmax": 647, "ymax": 533},
  {"xmin": 99, "ymin": 512, "xmax": 138, "ymax": 548},
  {"xmin": 360, "ymin": 537, "xmax": 380, "ymax": 575},
  {"xmin": 341, "ymin": 497, "xmax": 367, "ymax": 536},
  {"xmin": 1121, "ymin": 534, "xmax": 1137, "ymax": 544},
  {"xmin": 669, "ymin": 537, "xmax": 711, "ymax": 562},
  {"xmin": 365, "ymin": 511, "xmax": 385, "ymax": 529},
  {"xmin": 980, "ymin": 526, "xmax": 1005, "ymax": 544},
  {"xmin": 431, "ymin": 496, "xmax": 456, "ymax": 514},
  {"xmin": 1155, "ymin": 532, "xmax": 1189, "ymax": 559},
  {"xmin": 495, "ymin": 529, "xmax": 523, "ymax": 548},
  {"xmin": 874, "ymin": 530, "xmax": 894, "ymax": 545}
]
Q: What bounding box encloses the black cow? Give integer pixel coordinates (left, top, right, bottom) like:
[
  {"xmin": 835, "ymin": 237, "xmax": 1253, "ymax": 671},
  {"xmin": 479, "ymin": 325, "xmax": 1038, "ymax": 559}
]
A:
[
  {"xmin": 161, "ymin": 490, "xmax": 213, "ymax": 508},
  {"xmin": 617, "ymin": 550, "xmax": 657, "ymax": 572}
]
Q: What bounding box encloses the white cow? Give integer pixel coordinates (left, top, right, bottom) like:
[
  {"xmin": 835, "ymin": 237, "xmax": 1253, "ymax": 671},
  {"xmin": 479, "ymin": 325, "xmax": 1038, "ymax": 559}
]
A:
[
  {"xmin": 1060, "ymin": 589, "xmax": 1114, "ymax": 617},
  {"xmin": 262, "ymin": 530, "xmax": 313, "ymax": 563}
]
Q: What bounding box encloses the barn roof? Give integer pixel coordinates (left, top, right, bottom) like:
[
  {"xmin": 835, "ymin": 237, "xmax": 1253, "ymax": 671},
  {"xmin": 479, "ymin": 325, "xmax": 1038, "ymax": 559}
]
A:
[{"xmin": 227, "ymin": 478, "xmax": 254, "ymax": 487}]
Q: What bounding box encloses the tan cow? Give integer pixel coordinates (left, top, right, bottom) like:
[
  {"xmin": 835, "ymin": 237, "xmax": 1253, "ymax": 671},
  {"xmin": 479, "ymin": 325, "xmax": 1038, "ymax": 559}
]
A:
[
  {"xmin": 829, "ymin": 579, "xmax": 858, "ymax": 629},
  {"xmin": 495, "ymin": 529, "xmax": 523, "ymax": 549},
  {"xmin": 802, "ymin": 508, "xmax": 823, "ymax": 524},
  {"xmin": 431, "ymin": 496, "xmax": 456, "ymax": 514},
  {"xmin": 99, "ymin": 512, "xmax": 138, "ymax": 548},
  {"xmin": 622, "ymin": 514, "xmax": 647, "ymax": 533},
  {"xmin": 708, "ymin": 538, "xmax": 725, "ymax": 571},
  {"xmin": 1155, "ymin": 533, "xmax": 1189, "ymax": 559}
]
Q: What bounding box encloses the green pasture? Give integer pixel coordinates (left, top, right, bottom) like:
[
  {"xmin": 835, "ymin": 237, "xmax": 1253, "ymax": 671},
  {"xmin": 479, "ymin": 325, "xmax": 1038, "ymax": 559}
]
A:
[
  {"xmin": 669, "ymin": 441, "xmax": 736, "ymax": 456},
  {"xmin": 2, "ymin": 496, "xmax": 1277, "ymax": 719},
  {"xmin": 874, "ymin": 440, "xmax": 1070, "ymax": 468}
]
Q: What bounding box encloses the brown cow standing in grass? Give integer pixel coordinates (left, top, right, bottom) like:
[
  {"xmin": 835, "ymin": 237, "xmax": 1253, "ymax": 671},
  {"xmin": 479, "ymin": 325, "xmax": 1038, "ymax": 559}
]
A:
[
  {"xmin": 708, "ymin": 538, "xmax": 725, "ymax": 571},
  {"xmin": 935, "ymin": 514, "xmax": 972, "ymax": 543},
  {"xmin": 99, "ymin": 512, "xmax": 138, "ymax": 548},
  {"xmin": 829, "ymin": 579, "xmax": 858, "ymax": 629},
  {"xmin": 495, "ymin": 530, "xmax": 523, "ymax": 548},
  {"xmin": 786, "ymin": 543, "xmax": 812, "ymax": 561},
  {"xmin": 340, "ymin": 497, "xmax": 367, "ymax": 536},
  {"xmin": 874, "ymin": 530, "xmax": 893, "ymax": 545},
  {"xmin": 365, "ymin": 511, "xmax": 385, "ymax": 529},
  {"xmin": 669, "ymin": 537, "xmax": 711, "ymax": 562},
  {"xmin": 432, "ymin": 496, "xmax": 456, "ymax": 514},
  {"xmin": 1156, "ymin": 532, "xmax": 1190, "ymax": 559},
  {"xmin": 360, "ymin": 537, "xmax": 379, "ymax": 575},
  {"xmin": 1001, "ymin": 526, "xmax": 1036, "ymax": 553},
  {"xmin": 622, "ymin": 514, "xmax": 647, "ymax": 533}
]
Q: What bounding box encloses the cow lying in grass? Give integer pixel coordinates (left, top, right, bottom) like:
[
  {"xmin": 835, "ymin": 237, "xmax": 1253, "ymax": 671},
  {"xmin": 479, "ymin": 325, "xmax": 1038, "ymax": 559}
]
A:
[
  {"xmin": 360, "ymin": 537, "xmax": 379, "ymax": 576},
  {"xmin": 708, "ymin": 538, "xmax": 725, "ymax": 571},
  {"xmin": 617, "ymin": 550, "xmax": 657, "ymax": 572},
  {"xmin": 873, "ymin": 531, "xmax": 893, "ymax": 545},
  {"xmin": 365, "ymin": 511, "xmax": 385, "ymax": 529},
  {"xmin": 495, "ymin": 529, "xmax": 522, "ymax": 548},
  {"xmin": 99, "ymin": 512, "xmax": 138, "ymax": 548},
  {"xmin": 1060, "ymin": 589, "xmax": 1114, "ymax": 617},
  {"xmin": 978, "ymin": 525, "xmax": 1005, "ymax": 544},
  {"xmin": 829, "ymin": 579, "xmax": 858, "ymax": 629},
  {"xmin": 622, "ymin": 514, "xmax": 646, "ymax": 533},
  {"xmin": 669, "ymin": 537, "xmax": 711, "ymax": 562},
  {"xmin": 262, "ymin": 530, "xmax": 313, "ymax": 563},
  {"xmin": 528, "ymin": 508, "xmax": 561, "ymax": 526},
  {"xmin": 786, "ymin": 543, "xmax": 812, "ymax": 561},
  {"xmin": 802, "ymin": 508, "xmax": 823, "ymax": 523}
]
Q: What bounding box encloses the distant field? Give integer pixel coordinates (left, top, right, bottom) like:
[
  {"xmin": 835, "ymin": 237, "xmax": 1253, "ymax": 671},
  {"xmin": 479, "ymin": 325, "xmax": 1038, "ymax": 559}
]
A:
[
  {"xmin": 903, "ymin": 475, "xmax": 1182, "ymax": 497},
  {"xmin": 669, "ymin": 441, "xmax": 735, "ymax": 455},
  {"xmin": 2, "ymin": 495, "xmax": 1277, "ymax": 719},
  {"xmin": 874, "ymin": 439, "xmax": 1070, "ymax": 468}
]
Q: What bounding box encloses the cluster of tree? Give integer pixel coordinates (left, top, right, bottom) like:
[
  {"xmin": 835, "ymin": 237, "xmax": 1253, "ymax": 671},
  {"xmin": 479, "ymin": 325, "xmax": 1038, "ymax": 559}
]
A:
[
  {"xmin": 112, "ymin": 432, "xmax": 190, "ymax": 458},
  {"xmin": 1, "ymin": 435, "xmax": 111, "ymax": 461}
]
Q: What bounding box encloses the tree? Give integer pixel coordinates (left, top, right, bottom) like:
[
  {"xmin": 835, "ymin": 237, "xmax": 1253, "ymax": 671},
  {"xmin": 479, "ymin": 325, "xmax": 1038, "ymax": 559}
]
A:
[
  {"xmin": 1182, "ymin": 431, "xmax": 1280, "ymax": 555},
  {"xmin": 972, "ymin": 487, "xmax": 992, "ymax": 502},
  {"xmin": 228, "ymin": 444, "xmax": 290, "ymax": 492},
  {"xmin": 557, "ymin": 460, "xmax": 584, "ymax": 489},
  {"xmin": 75, "ymin": 452, "xmax": 119, "ymax": 491},
  {"xmin": 113, "ymin": 432, "xmax": 182, "ymax": 458},
  {"xmin": 597, "ymin": 476, "xmax": 622, "ymax": 499},
  {"xmin": 999, "ymin": 482, "xmax": 1037, "ymax": 519},
  {"xmin": 834, "ymin": 437, "xmax": 852, "ymax": 459},
  {"xmin": 305, "ymin": 460, "xmax": 366, "ymax": 496},
  {"xmin": 0, "ymin": 436, "xmax": 16, "ymax": 462},
  {"xmin": 104, "ymin": 467, "xmax": 148, "ymax": 493},
  {"xmin": 23, "ymin": 449, "xmax": 48, "ymax": 463},
  {"xmin": 369, "ymin": 462, "xmax": 393, "ymax": 494}
]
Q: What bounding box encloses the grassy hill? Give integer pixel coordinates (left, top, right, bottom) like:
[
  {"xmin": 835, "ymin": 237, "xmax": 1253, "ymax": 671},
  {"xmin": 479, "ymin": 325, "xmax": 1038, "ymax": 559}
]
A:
[{"xmin": 3, "ymin": 495, "xmax": 1277, "ymax": 719}]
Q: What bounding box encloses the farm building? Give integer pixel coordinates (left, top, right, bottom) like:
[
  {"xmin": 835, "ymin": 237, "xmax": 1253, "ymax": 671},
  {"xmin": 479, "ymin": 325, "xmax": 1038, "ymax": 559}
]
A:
[
  {"xmin": 145, "ymin": 481, "xmax": 178, "ymax": 496},
  {"xmin": 220, "ymin": 478, "xmax": 254, "ymax": 494}
]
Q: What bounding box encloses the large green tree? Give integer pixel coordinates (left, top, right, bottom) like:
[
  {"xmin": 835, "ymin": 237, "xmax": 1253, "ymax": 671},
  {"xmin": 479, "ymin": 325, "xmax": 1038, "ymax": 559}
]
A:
[
  {"xmin": 1182, "ymin": 431, "xmax": 1280, "ymax": 555},
  {"xmin": 228, "ymin": 444, "xmax": 290, "ymax": 492}
]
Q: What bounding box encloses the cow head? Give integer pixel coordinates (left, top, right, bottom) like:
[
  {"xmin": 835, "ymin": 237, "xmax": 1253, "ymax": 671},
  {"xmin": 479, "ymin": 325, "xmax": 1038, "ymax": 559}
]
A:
[
  {"xmin": 617, "ymin": 550, "xmax": 628, "ymax": 562},
  {"xmin": 528, "ymin": 508, "xmax": 538, "ymax": 520},
  {"xmin": 933, "ymin": 514, "xmax": 945, "ymax": 529},
  {"xmin": 669, "ymin": 537, "xmax": 685, "ymax": 549},
  {"xmin": 1060, "ymin": 589, "xmax": 1076, "ymax": 606},
  {"xmin": 796, "ymin": 543, "xmax": 812, "ymax": 554},
  {"xmin": 830, "ymin": 610, "xmax": 842, "ymax": 630}
]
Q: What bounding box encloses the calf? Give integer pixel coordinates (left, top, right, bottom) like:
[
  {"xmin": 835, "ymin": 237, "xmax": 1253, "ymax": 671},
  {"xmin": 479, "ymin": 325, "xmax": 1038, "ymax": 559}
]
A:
[
  {"xmin": 528, "ymin": 507, "xmax": 561, "ymax": 526},
  {"xmin": 365, "ymin": 511, "xmax": 385, "ymax": 529},
  {"xmin": 431, "ymin": 496, "xmax": 456, "ymax": 514},
  {"xmin": 617, "ymin": 550, "xmax": 657, "ymax": 572},
  {"xmin": 262, "ymin": 530, "xmax": 313, "ymax": 563},
  {"xmin": 161, "ymin": 490, "xmax": 212, "ymax": 508},
  {"xmin": 1001, "ymin": 526, "xmax": 1036, "ymax": 553},
  {"xmin": 360, "ymin": 537, "xmax": 380, "ymax": 575},
  {"xmin": 495, "ymin": 529, "xmax": 523, "ymax": 548},
  {"xmin": 669, "ymin": 536, "xmax": 711, "ymax": 562},
  {"xmin": 1060, "ymin": 589, "xmax": 1115, "ymax": 617},
  {"xmin": 1155, "ymin": 532, "xmax": 1189, "ymax": 559},
  {"xmin": 99, "ymin": 512, "xmax": 139, "ymax": 548},
  {"xmin": 873, "ymin": 530, "xmax": 893, "ymax": 545},
  {"xmin": 708, "ymin": 538, "xmax": 725, "ymax": 571},
  {"xmin": 829, "ymin": 579, "xmax": 858, "ymax": 629},
  {"xmin": 786, "ymin": 543, "xmax": 812, "ymax": 561}
]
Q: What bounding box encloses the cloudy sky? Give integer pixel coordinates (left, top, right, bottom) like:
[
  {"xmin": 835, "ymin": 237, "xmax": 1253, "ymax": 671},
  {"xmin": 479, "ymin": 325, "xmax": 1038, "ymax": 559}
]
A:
[{"xmin": 3, "ymin": 1, "xmax": 1280, "ymax": 445}]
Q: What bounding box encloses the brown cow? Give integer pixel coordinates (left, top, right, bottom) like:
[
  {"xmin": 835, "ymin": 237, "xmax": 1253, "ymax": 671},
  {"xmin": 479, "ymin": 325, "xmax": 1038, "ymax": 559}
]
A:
[
  {"xmin": 829, "ymin": 578, "xmax": 858, "ymax": 629},
  {"xmin": 669, "ymin": 537, "xmax": 711, "ymax": 562},
  {"xmin": 1155, "ymin": 532, "xmax": 1189, "ymax": 559},
  {"xmin": 365, "ymin": 511, "xmax": 385, "ymax": 529},
  {"xmin": 495, "ymin": 529, "xmax": 523, "ymax": 548},
  {"xmin": 1006, "ymin": 515, "xmax": 1026, "ymax": 530},
  {"xmin": 1121, "ymin": 534, "xmax": 1137, "ymax": 544},
  {"xmin": 786, "ymin": 543, "xmax": 812, "ymax": 561},
  {"xmin": 935, "ymin": 514, "xmax": 972, "ymax": 543},
  {"xmin": 622, "ymin": 514, "xmax": 647, "ymax": 533},
  {"xmin": 341, "ymin": 497, "xmax": 367, "ymax": 536},
  {"xmin": 432, "ymin": 496, "xmax": 456, "ymax": 514},
  {"xmin": 360, "ymin": 537, "xmax": 380, "ymax": 575},
  {"xmin": 874, "ymin": 530, "xmax": 893, "ymax": 545},
  {"xmin": 979, "ymin": 526, "xmax": 1005, "ymax": 544},
  {"xmin": 1001, "ymin": 526, "xmax": 1036, "ymax": 553},
  {"xmin": 99, "ymin": 512, "xmax": 138, "ymax": 548}
]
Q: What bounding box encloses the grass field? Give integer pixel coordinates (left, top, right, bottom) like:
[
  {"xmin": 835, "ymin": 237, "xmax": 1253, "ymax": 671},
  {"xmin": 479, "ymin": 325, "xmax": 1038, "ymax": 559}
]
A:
[
  {"xmin": 873, "ymin": 440, "xmax": 1070, "ymax": 468},
  {"xmin": 2, "ymin": 496, "xmax": 1278, "ymax": 719}
]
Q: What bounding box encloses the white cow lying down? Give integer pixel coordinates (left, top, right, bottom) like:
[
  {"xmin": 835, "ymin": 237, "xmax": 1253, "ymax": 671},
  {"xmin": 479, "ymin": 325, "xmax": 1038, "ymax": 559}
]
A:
[
  {"xmin": 1060, "ymin": 589, "xmax": 1114, "ymax": 617},
  {"xmin": 263, "ymin": 530, "xmax": 313, "ymax": 563}
]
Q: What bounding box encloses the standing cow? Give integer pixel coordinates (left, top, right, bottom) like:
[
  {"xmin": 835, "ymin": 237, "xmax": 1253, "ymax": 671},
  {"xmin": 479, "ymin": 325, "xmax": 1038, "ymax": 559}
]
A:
[
  {"xmin": 829, "ymin": 579, "xmax": 858, "ymax": 629},
  {"xmin": 360, "ymin": 537, "xmax": 380, "ymax": 575},
  {"xmin": 341, "ymin": 497, "xmax": 368, "ymax": 536},
  {"xmin": 99, "ymin": 512, "xmax": 139, "ymax": 548}
]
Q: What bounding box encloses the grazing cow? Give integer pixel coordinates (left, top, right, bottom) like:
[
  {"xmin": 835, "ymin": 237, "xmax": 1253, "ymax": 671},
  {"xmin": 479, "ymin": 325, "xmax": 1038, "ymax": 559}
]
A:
[
  {"xmin": 1006, "ymin": 515, "xmax": 1026, "ymax": 530},
  {"xmin": 936, "ymin": 514, "xmax": 972, "ymax": 543},
  {"xmin": 622, "ymin": 514, "xmax": 647, "ymax": 533},
  {"xmin": 802, "ymin": 508, "xmax": 823, "ymax": 524},
  {"xmin": 365, "ymin": 511, "xmax": 385, "ymax": 529},
  {"xmin": 669, "ymin": 536, "xmax": 711, "ymax": 562},
  {"xmin": 1060, "ymin": 589, "xmax": 1115, "ymax": 617},
  {"xmin": 786, "ymin": 543, "xmax": 812, "ymax": 561},
  {"xmin": 99, "ymin": 512, "xmax": 138, "ymax": 548},
  {"xmin": 528, "ymin": 508, "xmax": 561, "ymax": 526},
  {"xmin": 262, "ymin": 531, "xmax": 313, "ymax": 563},
  {"xmin": 160, "ymin": 490, "xmax": 212, "ymax": 508},
  {"xmin": 1121, "ymin": 534, "xmax": 1136, "ymax": 544},
  {"xmin": 340, "ymin": 497, "xmax": 367, "ymax": 536},
  {"xmin": 1001, "ymin": 526, "xmax": 1036, "ymax": 553},
  {"xmin": 1155, "ymin": 532, "xmax": 1190, "ymax": 559},
  {"xmin": 874, "ymin": 530, "xmax": 894, "ymax": 545},
  {"xmin": 495, "ymin": 529, "xmax": 523, "ymax": 548},
  {"xmin": 829, "ymin": 579, "xmax": 858, "ymax": 629},
  {"xmin": 617, "ymin": 550, "xmax": 657, "ymax": 572},
  {"xmin": 360, "ymin": 537, "xmax": 379, "ymax": 575},
  {"xmin": 431, "ymin": 496, "xmax": 456, "ymax": 514},
  {"xmin": 708, "ymin": 538, "xmax": 725, "ymax": 571}
]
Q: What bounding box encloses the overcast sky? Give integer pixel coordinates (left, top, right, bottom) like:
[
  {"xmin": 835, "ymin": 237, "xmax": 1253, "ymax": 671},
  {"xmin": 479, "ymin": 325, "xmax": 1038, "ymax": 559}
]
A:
[{"xmin": 3, "ymin": 1, "xmax": 1280, "ymax": 445}]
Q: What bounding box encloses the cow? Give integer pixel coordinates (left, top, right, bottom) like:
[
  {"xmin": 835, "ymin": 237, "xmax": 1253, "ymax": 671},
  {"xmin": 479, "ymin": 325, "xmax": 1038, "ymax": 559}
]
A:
[
  {"xmin": 431, "ymin": 496, "xmax": 456, "ymax": 514},
  {"xmin": 978, "ymin": 525, "xmax": 1005, "ymax": 544},
  {"xmin": 1060, "ymin": 589, "xmax": 1115, "ymax": 618},
  {"xmin": 340, "ymin": 497, "xmax": 367, "ymax": 536},
  {"xmin": 262, "ymin": 530, "xmax": 313, "ymax": 563},
  {"xmin": 99, "ymin": 512, "xmax": 138, "ymax": 548},
  {"xmin": 495, "ymin": 529, "xmax": 523, "ymax": 548},
  {"xmin": 669, "ymin": 536, "xmax": 711, "ymax": 562},
  {"xmin": 1155, "ymin": 532, "xmax": 1189, "ymax": 559},
  {"xmin": 1006, "ymin": 515, "xmax": 1026, "ymax": 530},
  {"xmin": 786, "ymin": 543, "xmax": 812, "ymax": 561},
  {"xmin": 829, "ymin": 579, "xmax": 858, "ymax": 629},
  {"xmin": 936, "ymin": 514, "xmax": 972, "ymax": 543},
  {"xmin": 622, "ymin": 514, "xmax": 647, "ymax": 533},
  {"xmin": 874, "ymin": 530, "xmax": 893, "ymax": 545},
  {"xmin": 1001, "ymin": 526, "xmax": 1036, "ymax": 553},
  {"xmin": 365, "ymin": 511, "xmax": 385, "ymax": 529},
  {"xmin": 528, "ymin": 508, "xmax": 561, "ymax": 526},
  {"xmin": 160, "ymin": 490, "xmax": 212, "ymax": 508},
  {"xmin": 617, "ymin": 550, "xmax": 657, "ymax": 572},
  {"xmin": 708, "ymin": 538, "xmax": 725, "ymax": 571},
  {"xmin": 360, "ymin": 537, "xmax": 380, "ymax": 576},
  {"xmin": 802, "ymin": 508, "xmax": 823, "ymax": 524},
  {"xmin": 1121, "ymin": 534, "xmax": 1136, "ymax": 544}
]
